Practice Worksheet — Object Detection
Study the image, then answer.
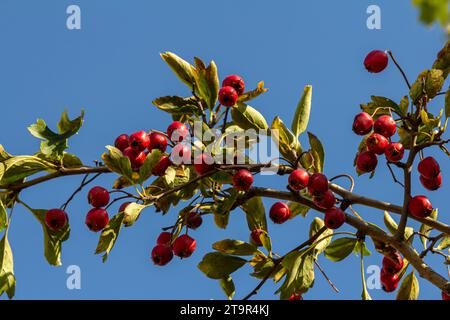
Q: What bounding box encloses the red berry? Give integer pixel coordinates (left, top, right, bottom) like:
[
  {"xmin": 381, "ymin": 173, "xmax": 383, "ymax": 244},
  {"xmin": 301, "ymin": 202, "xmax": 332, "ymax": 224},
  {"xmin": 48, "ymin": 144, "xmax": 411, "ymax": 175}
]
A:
[
  {"xmin": 194, "ymin": 153, "xmax": 215, "ymax": 175},
  {"xmin": 288, "ymin": 293, "xmax": 303, "ymax": 300},
  {"xmin": 420, "ymin": 173, "xmax": 442, "ymax": 191},
  {"xmin": 364, "ymin": 50, "xmax": 388, "ymax": 73},
  {"xmin": 170, "ymin": 144, "xmax": 191, "ymax": 165},
  {"xmin": 324, "ymin": 207, "xmax": 345, "ymax": 229},
  {"xmin": 313, "ymin": 190, "xmax": 336, "ymax": 210},
  {"xmin": 118, "ymin": 202, "xmax": 131, "ymax": 213},
  {"xmin": 129, "ymin": 130, "xmax": 150, "ymax": 151},
  {"xmin": 151, "ymin": 156, "xmax": 172, "ymax": 176},
  {"xmin": 418, "ymin": 156, "xmax": 440, "ymax": 179},
  {"xmin": 408, "ymin": 195, "xmax": 433, "ymax": 218},
  {"xmin": 356, "ymin": 151, "xmax": 378, "ymax": 173},
  {"xmin": 250, "ymin": 229, "xmax": 264, "ymax": 246},
  {"xmin": 151, "ymin": 244, "xmax": 173, "ymax": 266},
  {"xmin": 442, "ymin": 291, "xmax": 450, "ymax": 300},
  {"xmin": 167, "ymin": 121, "xmax": 189, "ymax": 143},
  {"xmin": 172, "ymin": 234, "xmax": 196, "ymax": 258},
  {"xmin": 352, "ymin": 112, "xmax": 374, "ymax": 135},
  {"xmin": 366, "ymin": 133, "xmax": 389, "ymax": 155},
  {"xmin": 45, "ymin": 209, "xmax": 68, "ymax": 232},
  {"xmin": 385, "ymin": 142, "xmax": 405, "ymax": 163},
  {"xmin": 156, "ymin": 232, "xmax": 172, "ymax": 246},
  {"xmin": 85, "ymin": 208, "xmax": 109, "ymax": 232},
  {"xmin": 123, "ymin": 147, "xmax": 147, "ymax": 170},
  {"xmin": 380, "ymin": 270, "xmax": 399, "ymax": 292},
  {"xmin": 219, "ymin": 86, "xmax": 238, "ymax": 107},
  {"xmin": 307, "ymin": 173, "xmax": 329, "ymax": 195},
  {"xmin": 87, "ymin": 186, "xmax": 110, "ymax": 208},
  {"xmin": 186, "ymin": 212, "xmax": 203, "ymax": 230},
  {"xmin": 232, "ymin": 169, "xmax": 254, "ymax": 191},
  {"xmin": 382, "ymin": 252, "xmax": 404, "ymax": 274},
  {"xmin": 374, "ymin": 115, "xmax": 396, "ymax": 138},
  {"xmin": 288, "ymin": 169, "xmax": 310, "ymax": 191},
  {"xmin": 148, "ymin": 132, "xmax": 168, "ymax": 152},
  {"xmin": 269, "ymin": 202, "xmax": 291, "ymax": 224},
  {"xmin": 222, "ymin": 75, "xmax": 245, "ymax": 95},
  {"xmin": 114, "ymin": 134, "xmax": 129, "ymax": 152}
]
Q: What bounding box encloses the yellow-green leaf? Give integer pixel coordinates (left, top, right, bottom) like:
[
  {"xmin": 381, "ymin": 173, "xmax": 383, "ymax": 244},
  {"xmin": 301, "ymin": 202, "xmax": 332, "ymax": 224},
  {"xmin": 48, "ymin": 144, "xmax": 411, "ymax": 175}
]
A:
[{"xmin": 292, "ymin": 85, "xmax": 312, "ymax": 137}]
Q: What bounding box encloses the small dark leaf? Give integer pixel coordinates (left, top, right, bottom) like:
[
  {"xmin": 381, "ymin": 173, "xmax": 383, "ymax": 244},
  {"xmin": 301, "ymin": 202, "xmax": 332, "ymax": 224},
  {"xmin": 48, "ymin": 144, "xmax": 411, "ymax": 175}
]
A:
[
  {"xmin": 396, "ymin": 271, "xmax": 419, "ymax": 300},
  {"xmin": 198, "ymin": 252, "xmax": 247, "ymax": 279},
  {"xmin": 95, "ymin": 212, "xmax": 125, "ymax": 262},
  {"xmin": 220, "ymin": 276, "xmax": 235, "ymax": 300}
]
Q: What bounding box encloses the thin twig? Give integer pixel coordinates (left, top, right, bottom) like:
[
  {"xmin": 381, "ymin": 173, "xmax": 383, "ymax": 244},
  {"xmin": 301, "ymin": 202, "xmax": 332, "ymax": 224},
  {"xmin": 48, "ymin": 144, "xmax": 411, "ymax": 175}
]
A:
[
  {"xmin": 387, "ymin": 50, "xmax": 411, "ymax": 89},
  {"xmin": 386, "ymin": 162, "xmax": 405, "ymax": 188},
  {"xmin": 314, "ymin": 260, "xmax": 340, "ymax": 293},
  {"xmin": 60, "ymin": 173, "xmax": 102, "ymax": 211}
]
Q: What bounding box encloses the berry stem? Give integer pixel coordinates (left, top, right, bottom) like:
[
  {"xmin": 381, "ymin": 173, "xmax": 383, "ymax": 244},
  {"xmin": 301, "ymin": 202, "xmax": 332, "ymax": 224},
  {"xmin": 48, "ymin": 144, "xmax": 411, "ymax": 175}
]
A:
[{"xmin": 387, "ymin": 50, "xmax": 411, "ymax": 89}]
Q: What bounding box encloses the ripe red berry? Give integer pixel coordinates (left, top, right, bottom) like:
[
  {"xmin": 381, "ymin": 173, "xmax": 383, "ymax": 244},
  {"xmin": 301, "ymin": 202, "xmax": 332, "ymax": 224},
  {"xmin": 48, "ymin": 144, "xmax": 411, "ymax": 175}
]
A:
[
  {"xmin": 324, "ymin": 207, "xmax": 345, "ymax": 229},
  {"xmin": 288, "ymin": 293, "xmax": 303, "ymax": 300},
  {"xmin": 374, "ymin": 115, "xmax": 397, "ymax": 138},
  {"xmin": 364, "ymin": 50, "xmax": 388, "ymax": 73},
  {"xmin": 123, "ymin": 147, "xmax": 147, "ymax": 170},
  {"xmin": 356, "ymin": 151, "xmax": 378, "ymax": 173},
  {"xmin": 420, "ymin": 173, "xmax": 442, "ymax": 191},
  {"xmin": 172, "ymin": 234, "xmax": 196, "ymax": 258},
  {"xmin": 219, "ymin": 86, "xmax": 238, "ymax": 107},
  {"xmin": 194, "ymin": 153, "xmax": 215, "ymax": 175},
  {"xmin": 269, "ymin": 202, "xmax": 291, "ymax": 224},
  {"xmin": 418, "ymin": 156, "xmax": 440, "ymax": 179},
  {"xmin": 408, "ymin": 195, "xmax": 433, "ymax": 218},
  {"xmin": 45, "ymin": 209, "xmax": 68, "ymax": 232},
  {"xmin": 148, "ymin": 132, "xmax": 168, "ymax": 153},
  {"xmin": 288, "ymin": 169, "xmax": 310, "ymax": 191},
  {"xmin": 250, "ymin": 229, "xmax": 264, "ymax": 247},
  {"xmin": 167, "ymin": 121, "xmax": 189, "ymax": 143},
  {"xmin": 87, "ymin": 186, "xmax": 110, "ymax": 208},
  {"xmin": 170, "ymin": 143, "xmax": 191, "ymax": 165},
  {"xmin": 85, "ymin": 208, "xmax": 109, "ymax": 232},
  {"xmin": 129, "ymin": 130, "xmax": 150, "ymax": 151},
  {"xmin": 366, "ymin": 133, "xmax": 389, "ymax": 155},
  {"xmin": 186, "ymin": 212, "xmax": 203, "ymax": 230},
  {"xmin": 380, "ymin": 270, "xmax": 399, "ymax": 292},
  {"xmin": 232, "ymin": 169, "xmax": 254, "ymax": 191},
  {"xmin": 382, "ymin": 252, "xmax": 404, "ymax": 275},
  {"xmin": 352, "ymin": 112, "xmax": 374, "ymax": 135},
  {"xmin": 442, "ymin": 291, "xmax": 450, "ymax": 300},
  {"xmin": 118, "ymin": 202, "xmax": 131, "ymax": 213},
  {"xmin": 151, "ymin": 156, "xmax": 172, "ymax": 176},
  {"xmin": 151, "ymin": 244, "xmax": 173, "ymax": 266},
  {"xmin": 307, "ymin": 173, "xmax": 329, "ymax": 195},
  {"xmin": 385, "ymin": 142, "xmax": 405, "ymax": 163},
  {"xmin": 313, "ymin": 190, "xmax": 336, "ymax": 210},
  {"xmin": 156, "ymin": 232, "xmax": 172, "ymax": 246},
  {"xmin": 222, "ymin": 75, "xmax": 245, "ymax": 95},
  {"xmin": 114, "ymin": 134, "xmax": 129, "ymax": 152}
]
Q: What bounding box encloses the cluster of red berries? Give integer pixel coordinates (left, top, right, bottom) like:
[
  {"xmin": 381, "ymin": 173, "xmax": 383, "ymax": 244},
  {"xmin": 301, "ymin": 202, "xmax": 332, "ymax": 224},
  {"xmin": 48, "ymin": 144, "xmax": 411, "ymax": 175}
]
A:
[
  {"xmin": 85, "ymin": 186, "xmax": 110, "ymax": 232},
  {"xmin": 151, "ymin": 232, "xmax": 197, "ymax": 266},
  {"xmin": 379, "ymin": 252, "xmax": 403, "ymax": 292},
  {"xmin": 218, "ymin": 75, "xmax": 245, "ymax": 107}
]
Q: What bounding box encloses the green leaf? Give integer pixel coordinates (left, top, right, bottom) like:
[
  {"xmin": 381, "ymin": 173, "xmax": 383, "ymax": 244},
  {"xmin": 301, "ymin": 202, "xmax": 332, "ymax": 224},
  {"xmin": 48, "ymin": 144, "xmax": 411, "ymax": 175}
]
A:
[
  {"xmin": 152, "ymin": 96, "xmax": 200, "ymax": 116},
  {"xmin": 292, "ymin": 85, "xmax": 312, "ymax": 137},
  {"xmin": 138, "ymin": 149, "xmax": 162, "ymax": 184},
  {"xmin": 95, "ymin": 212, "xmax": 125, "ymax": 262},
  {"xmin": 353, "ymin": 241, "xmax": 372, "ymax": 257},
  {"xmin": 62, "ymin": 152, "xmax": 83, "ymax": 168},
  {"xmin": 212, "ymin": 239, "xmax": 260, "ymax": 256},
  {"xmin": 101, "ymin": 146, "xmax": 133, "ymax": 181},
  {"xmin": 160, "ymin": 52, "xmax": 197, "ymax": 89},
  {"xmin": 413, "ymin": 0, "xmax": 449, "ymax": 28},
  {"xmin": 384, "ymin": 211, "xmax": 399, "ymax": 235},
  {"xmin": 213, "ymin": 189, "xmax": 239, "ymax": 229},
  {"xmin": 396, "ymin": 271, "xmax": 419, "ymax": 300},
  {"xmin": 193, "ymin": 58, "xmax": 219, "ymax": 109},
  {"xmin": 271, "ymin": 116, "xmax": 302, "ymax": 163},
  {"xmin": 0, "ymin": 199, "xmax": 7, "ymax": 232},
  {"xmin": 287, "ymin": 199, "xmax": 310, "ymax": 219},
  {"xmin": 0, "ymin": 229, "xmax": 15, "ymax": 299},
  {"xmin": 432, "ymin": 40, "xmax": 450, "ymax": 78},
  {"xmin": 231, "ymin": 102, "xmax": 269, "ymax": 132},
  {"xmin": 238, "ymin": 81, "xmax": 268, "ymax": 102},
  {"xmin": 309, "ymin": 217, "xmax": 333, "ymax": 258},
  {"xmin": 324, "ymin": 237, "xmax": 357, "ymax": 262},
  {"xmin": 419, "ymin": 209, "xmax": 438, "ymax": 249},
  {"xmin": 123, "ymin": 203, "xmax": 147, "ymax": 227},
  {"xmin": 399, "ymin": 96, "xmax": 410, "ymax": 117},
  {"xmin": 436, "ymin": 236, "xmax": 450, "ymax": 250},
  {"xmin": 308, "ymin": 132, "xmax": 325, "ymax": 172},
  {"xmin": 360, "ymin": 96, "xmax": 401, "ymax": 118},
  {"xmin": 357, "ymin": 241, "xmax": 372, "ymax": 300},
  {"xmin": 241, "ymin": 197, "xmax": 267, "ymax": 232},
  {"xmin": 410, "ymin": 69, "xmax": 445, "ymax": 103},
  {"xmin": 278, "ymin": 250, "xmax": 315, "ymax": 298},
  {"xmin": 0, "ymin": 155, "xmax": 57, "ymax": 186},
  {"xmin": 220, "ymin": 276, "xmax": 235, "ymax": 300},
  {"xmin": 198, "ymin": 252, "xmax": 247, "ymax": 279},
  {"xmin": 445, "ymin": 89, "xmax": 450, "ymax": 119}
]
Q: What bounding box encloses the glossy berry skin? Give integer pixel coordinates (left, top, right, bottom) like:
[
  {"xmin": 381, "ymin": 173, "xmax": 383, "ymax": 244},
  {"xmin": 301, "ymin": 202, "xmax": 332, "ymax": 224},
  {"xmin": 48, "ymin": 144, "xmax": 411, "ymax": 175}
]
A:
[
  {"xmin": 118, "ymin": 202, "xmax": 131, "ymax": 213},
  {"xmin": 313, "ymin": 190, "xmax": 336, "ymax": 210},
  {"xmin": 385, "ymin": 142, "xmax": 405, "ymax": 163},
  {"xmin": 366, "ymin": 133, "xmax": 389, "ymax": 155},
  {"xmin": 129, "ymin": 130, "xmax": 150, "ymax": 151},
  {"xmin": 420, "ymin": 173, "xmax": 442, "ymax": 191},
  {"xmin": 45, "ymin": 209, "xmax": 68, "ymax": 232},
  {"xmin": 442, "ymin": 291, "xmax": 450, "ymax": 300},
  {"xmin": 288, "ymin": 169, "xmax": 310, "ymax": 191},
  {"xmin": 382, "ymin": 252, "xmax": 404, "ymax": 275},
  {"xmin": 307, "ymin": 173, "xmax": 329, "ymax": 196},
  {"xmin": 374, "ymin": 115, "xmax": 397, "ymax": 138},
  {"xmin": 364, "ymin": 50, "xmax": 388, "ymax": 73},
  {"xmin": 167, "ymin": 121, "xmax": 189, "ymax": 143},
  {"xmin": 172, "ymin": 234, "xmax": 196, "ymax": 258},
  {"xmin": 288, "ymin": 293, "xmax": 303, "ymax": 300},
  {"xmin": 324, "ymin": 207, "xmax": 345, "ymax": 229},
  {"xmin": 408, "ymin": 195, "xmax": 433, "ymax": 218},
  {"xmin": 381, "ymin": 270, "xmax": 399, "ymax": 292},
  {"xmin": 186, "ymin": 212, "xmax": 203, "ymax": 230},
  {"xmin": 148, "ymin": 132, "xmax": 168, "ymax": 153},
  {"xmin": 87, "ymin": 186, "xmax": 110, "ymax": 208},
  {"xmin": 85, "ymin": 208, "xmax": 109, "ymax": 232},
  {"xmin": 194, "ymin": 154, "xmax": 215, "ymax": 175},
  {"xmin": 170, "ymin": 144, "xmax": 191, "ymax": 165},
  {"xmin": 232, "ymin": 169, "xmax": 254, "ymax": 191},
  {"xmin": 123, "ymin": 147, "xmax": 147, "ymax": 170},
  {"xmin": 222, "ymin": 75, "xmax": 245, "ymax": 95},
  {"xmin": 269, "ymin": 202, "xmax": 291, "ymax": 224},
  {"xmin": 151, "ymin": 156, "xmax": 172, "ymax": 176},
  {"xmin": 250, "ymin": 229, "xmax": 264, "ymax": 247},
  {"xmin": 151, "ymin": 244, "xmax": 173, "ymax": 266},
  {"xmin": 352, "ymin": 112, "xmax": 374, "ymax": 135},
  {"xmin": 156, "ymin": 232, "xmax": 172, "ymax": 246},
  {"xmin": 218, "ymin": 86, "xmax": 238, "ymax": 107},
  {"xmin": 418, "ymin": 156, "xmax": 440, "ymax": 179},
  {"xmin": 356, "ymin": 151, "xmax": 378, "ymax": 173},
  {"xmin": 114, "ymin": 134, "xmax": 129, "ymax": 152}
]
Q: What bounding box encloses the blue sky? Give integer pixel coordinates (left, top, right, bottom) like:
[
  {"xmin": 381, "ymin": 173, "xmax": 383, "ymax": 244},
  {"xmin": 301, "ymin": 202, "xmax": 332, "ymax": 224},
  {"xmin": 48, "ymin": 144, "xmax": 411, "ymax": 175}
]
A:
[{"xmin": 0, "ymin": 0, "xmax": 448, "ymax": 300}]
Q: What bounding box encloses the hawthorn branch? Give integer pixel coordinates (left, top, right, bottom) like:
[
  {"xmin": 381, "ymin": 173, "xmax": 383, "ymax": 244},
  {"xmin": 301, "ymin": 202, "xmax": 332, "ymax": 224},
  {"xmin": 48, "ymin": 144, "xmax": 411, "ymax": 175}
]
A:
[{"xmin": 60, "ymin": 172, "xmax": 102, "ymax": 211}]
